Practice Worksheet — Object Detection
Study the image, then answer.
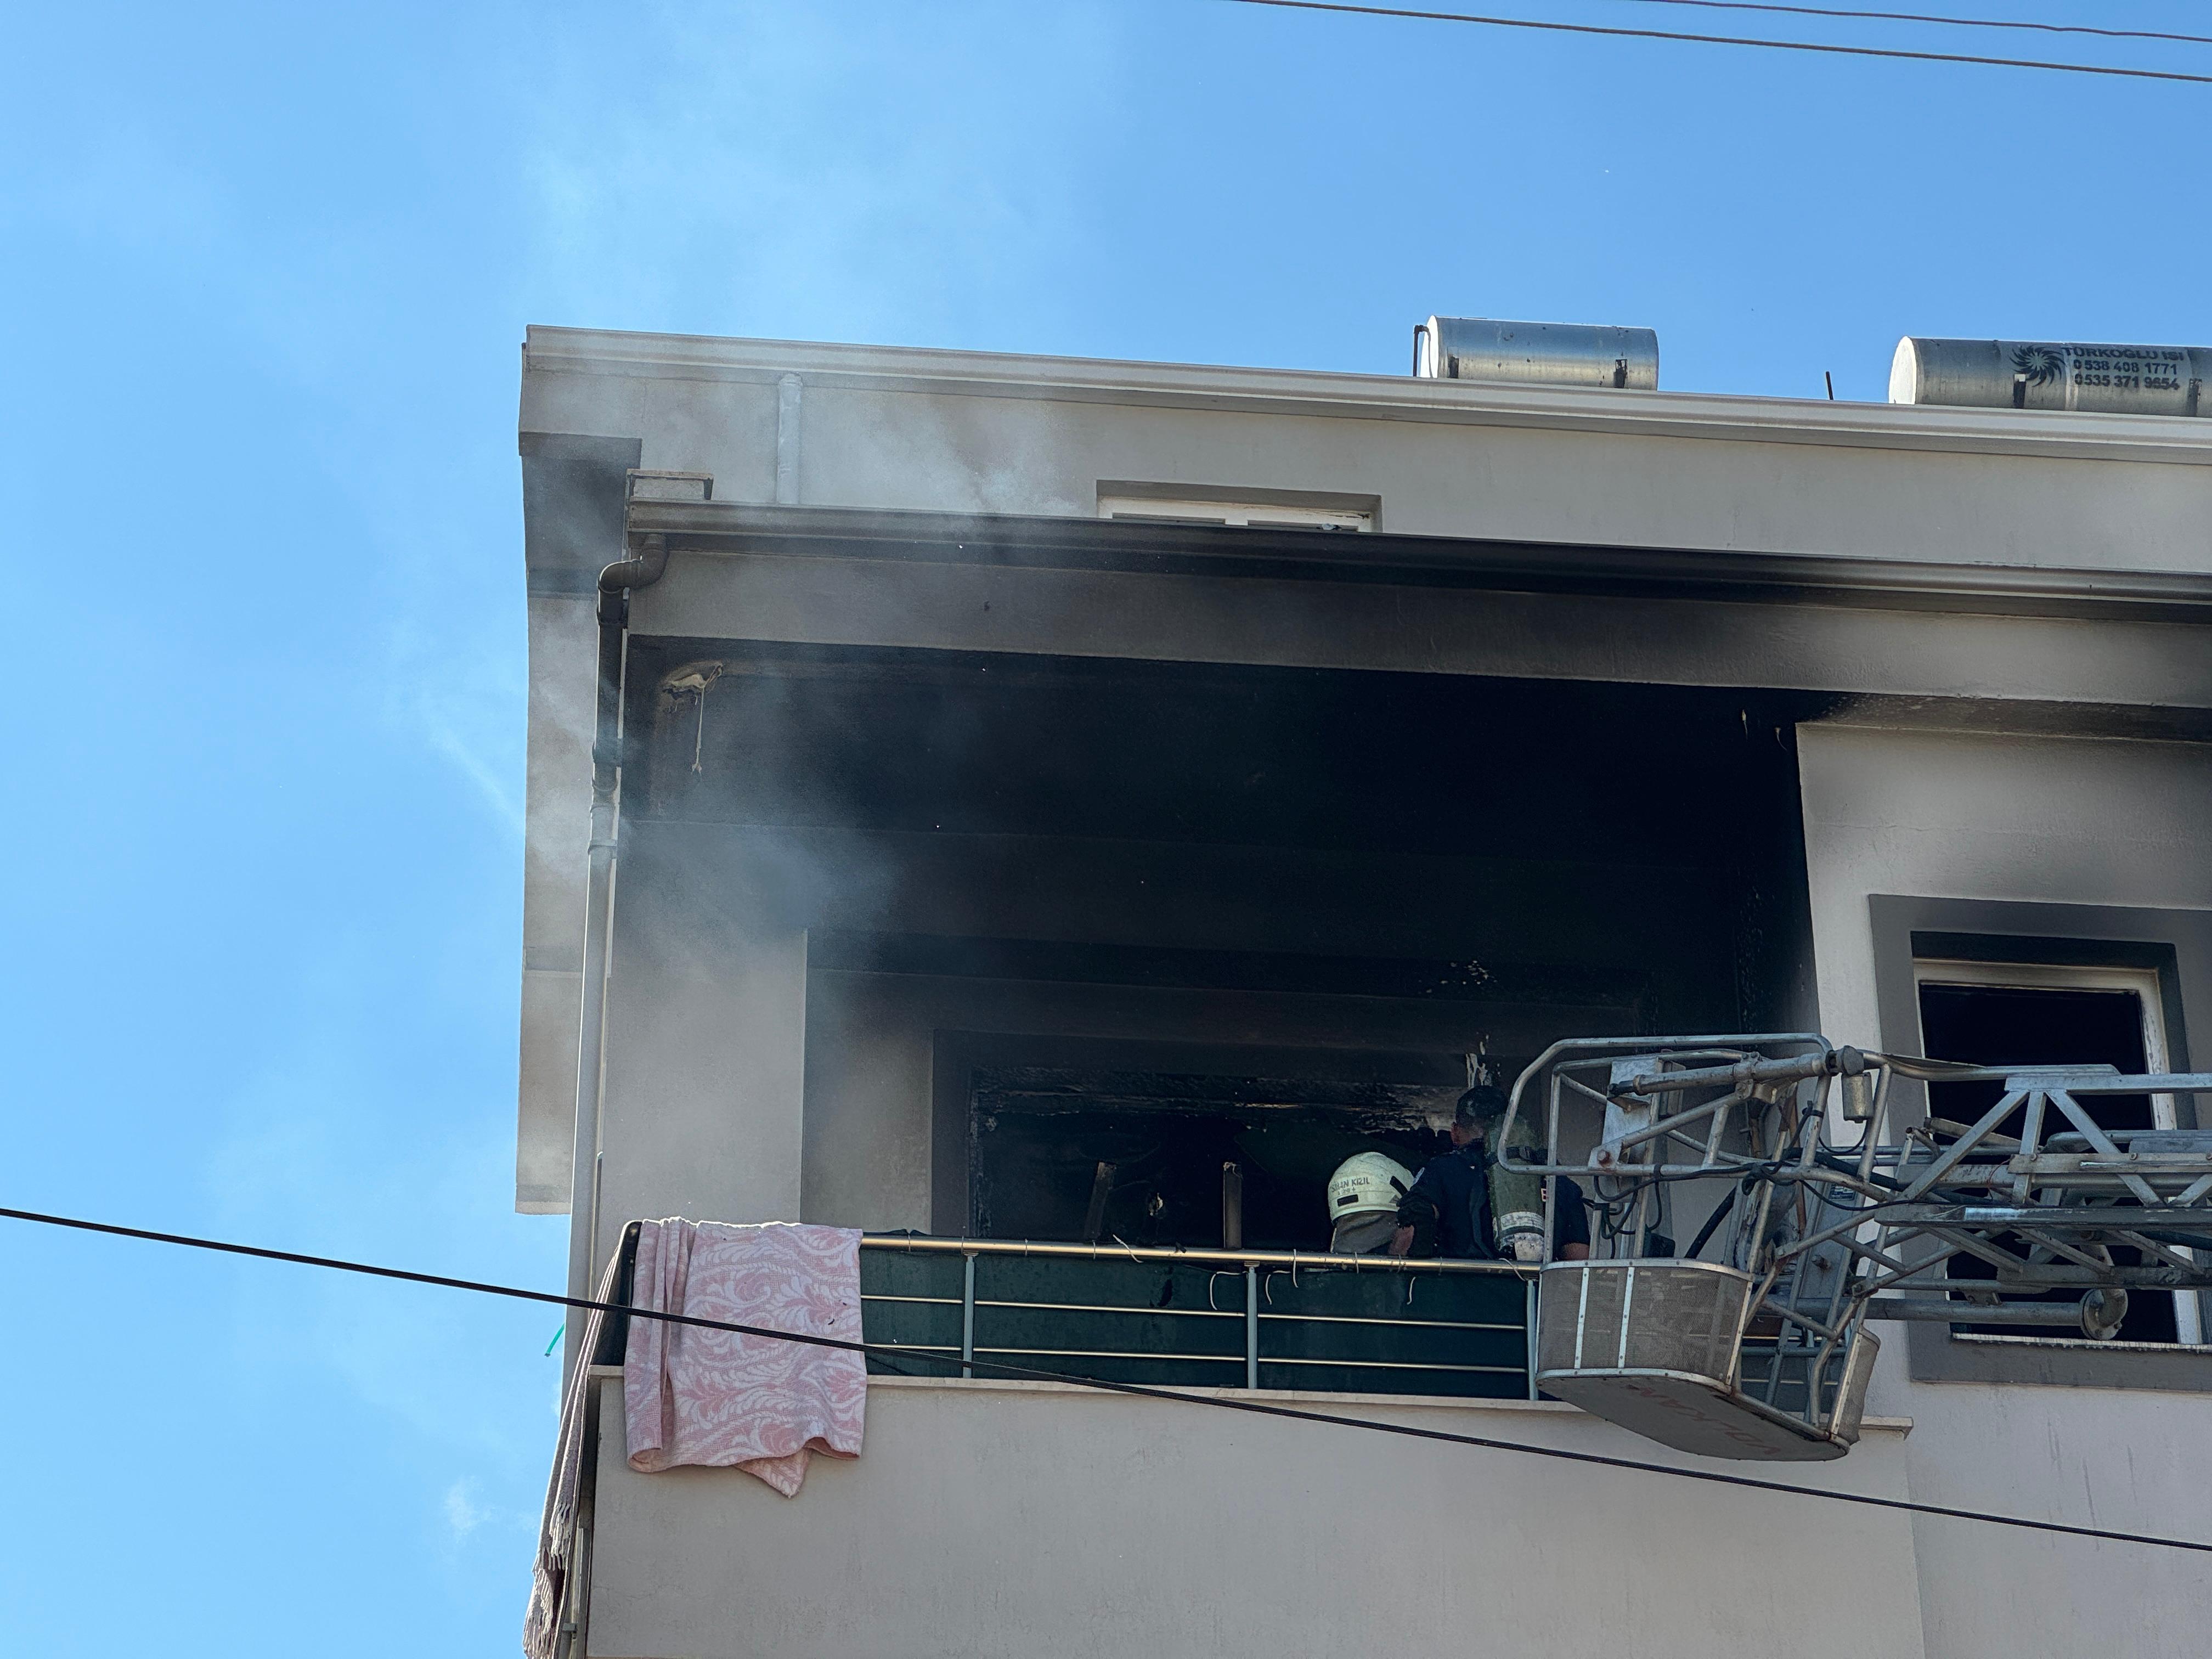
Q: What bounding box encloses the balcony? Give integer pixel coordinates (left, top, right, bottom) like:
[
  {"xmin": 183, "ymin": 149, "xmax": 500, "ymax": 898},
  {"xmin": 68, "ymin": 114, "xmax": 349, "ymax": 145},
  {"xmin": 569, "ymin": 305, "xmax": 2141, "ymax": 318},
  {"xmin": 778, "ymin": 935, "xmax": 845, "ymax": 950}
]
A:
[
  {"xmin": 590, "ymin": 1230, "xmax": 1532, "ymax": 1396},
  {"xmin": 856, "ymin": 1237, "xmax": 1531, "ymax": 1396},
  {"xmin": 563, "ymin": 1233, "xmax": 1922, "ymax": 1659}
]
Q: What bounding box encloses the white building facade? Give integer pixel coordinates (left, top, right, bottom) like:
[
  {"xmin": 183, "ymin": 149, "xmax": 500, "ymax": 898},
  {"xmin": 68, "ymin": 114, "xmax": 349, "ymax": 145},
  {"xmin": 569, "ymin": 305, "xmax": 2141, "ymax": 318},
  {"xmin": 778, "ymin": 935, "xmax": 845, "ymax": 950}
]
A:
[{"xmin": 517, "ymin": 326, "xmax": 2212, "ymax": 1658}]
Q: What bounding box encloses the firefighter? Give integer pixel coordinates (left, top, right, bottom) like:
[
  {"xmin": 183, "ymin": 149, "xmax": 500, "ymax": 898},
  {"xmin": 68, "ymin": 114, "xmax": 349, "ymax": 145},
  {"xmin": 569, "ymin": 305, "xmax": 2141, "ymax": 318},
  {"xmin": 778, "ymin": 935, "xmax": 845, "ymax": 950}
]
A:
[
  {"xmin": 1324, "ymin": 1152, "xmax": 1418, "ymax": 1255},
  {"xmin": 1388, "ymin": 1086, "xmax": 1591, "ymax": 1262}
]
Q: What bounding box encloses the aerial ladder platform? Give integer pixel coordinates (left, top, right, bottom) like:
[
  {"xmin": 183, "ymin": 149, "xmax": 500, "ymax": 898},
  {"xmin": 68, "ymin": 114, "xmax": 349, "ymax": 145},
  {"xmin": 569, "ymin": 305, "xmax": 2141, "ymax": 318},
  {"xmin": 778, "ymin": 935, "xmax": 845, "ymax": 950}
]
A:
[{"xmin": 1499, "ymin": 1036, "xmax": 2212, "ymax": 1460}]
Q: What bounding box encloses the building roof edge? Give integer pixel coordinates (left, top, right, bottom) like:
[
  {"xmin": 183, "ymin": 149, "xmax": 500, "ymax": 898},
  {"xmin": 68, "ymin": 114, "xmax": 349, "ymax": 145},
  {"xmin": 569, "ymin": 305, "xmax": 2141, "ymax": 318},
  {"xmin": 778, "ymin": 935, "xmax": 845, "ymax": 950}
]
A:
[{"xmin": 522, "ymin": 325, "xmax": 2212, "ymax": 467}]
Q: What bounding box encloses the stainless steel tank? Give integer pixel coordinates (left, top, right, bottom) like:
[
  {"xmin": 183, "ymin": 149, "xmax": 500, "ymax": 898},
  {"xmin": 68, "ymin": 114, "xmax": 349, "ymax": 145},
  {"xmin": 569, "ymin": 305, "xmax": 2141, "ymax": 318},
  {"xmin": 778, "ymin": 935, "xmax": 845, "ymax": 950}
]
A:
[
  {"xmin": 1414, "ymin": 315, "xmax": 1658, "ymax": 390},
  {"xmin": 1891, "ymin": 336, "xmax": 2211, "ymax": 416}
]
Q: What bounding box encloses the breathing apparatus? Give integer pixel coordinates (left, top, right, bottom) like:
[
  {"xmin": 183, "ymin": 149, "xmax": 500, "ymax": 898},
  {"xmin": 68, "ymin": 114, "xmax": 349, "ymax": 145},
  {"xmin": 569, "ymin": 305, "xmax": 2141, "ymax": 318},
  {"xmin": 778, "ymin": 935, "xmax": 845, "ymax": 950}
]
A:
[{"xmin": 1462, "ymin": 1086, "xmax": 1546, "ymax": 1263}]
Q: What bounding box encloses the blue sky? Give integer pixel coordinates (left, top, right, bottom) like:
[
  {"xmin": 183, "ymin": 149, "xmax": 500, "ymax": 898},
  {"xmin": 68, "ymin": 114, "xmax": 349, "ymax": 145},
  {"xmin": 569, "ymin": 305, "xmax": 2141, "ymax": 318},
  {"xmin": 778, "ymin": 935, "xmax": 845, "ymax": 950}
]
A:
[{"xmin": 1, "ymin": 2, "xmax": 2205, "ymax": 1651}]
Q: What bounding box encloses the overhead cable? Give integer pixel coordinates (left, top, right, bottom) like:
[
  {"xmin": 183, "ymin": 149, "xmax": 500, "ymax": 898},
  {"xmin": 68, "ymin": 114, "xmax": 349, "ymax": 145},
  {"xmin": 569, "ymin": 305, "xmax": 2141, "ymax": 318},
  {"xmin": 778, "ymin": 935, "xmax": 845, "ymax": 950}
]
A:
[
  {"xmin": 7, "ymin": 1201, "xmax": 2212, "ymax": 1555},
  {"xmin": 1612, "ymin": 0, "xmax": 2212, "ymax": 50},
  {"xmin": 1217, "ymin": 0, "xmax": 2212, "ymax": 84}
]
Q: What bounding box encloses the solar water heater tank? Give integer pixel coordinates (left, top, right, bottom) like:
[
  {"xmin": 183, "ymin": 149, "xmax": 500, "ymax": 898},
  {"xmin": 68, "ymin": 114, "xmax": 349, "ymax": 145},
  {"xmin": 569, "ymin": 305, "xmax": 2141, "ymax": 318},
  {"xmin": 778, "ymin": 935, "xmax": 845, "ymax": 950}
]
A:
[
  {"xmin": 1891, "ymin": 336, "xmax": 2211, "ymax": 416},
  {"xmin": 1414, "ymin": 316, "xmax": 1658, "ymax": 390}
]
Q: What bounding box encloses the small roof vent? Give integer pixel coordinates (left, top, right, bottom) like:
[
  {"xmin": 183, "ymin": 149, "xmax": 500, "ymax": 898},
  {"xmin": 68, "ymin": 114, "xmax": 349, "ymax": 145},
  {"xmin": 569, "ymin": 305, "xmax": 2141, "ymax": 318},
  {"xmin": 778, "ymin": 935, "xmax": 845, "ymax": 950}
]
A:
[{"xmin": 1414, "ymin": 315, "xmax": 1658, "ymax": 391}]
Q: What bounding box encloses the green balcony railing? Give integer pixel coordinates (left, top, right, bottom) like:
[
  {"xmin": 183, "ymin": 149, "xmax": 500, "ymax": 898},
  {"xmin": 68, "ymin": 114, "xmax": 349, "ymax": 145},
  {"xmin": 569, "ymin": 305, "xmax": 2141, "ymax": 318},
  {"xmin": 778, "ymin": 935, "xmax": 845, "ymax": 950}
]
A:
[{"xmin": 860, "ymin": 1238, "xmax": 1532, "ymax": 1400}]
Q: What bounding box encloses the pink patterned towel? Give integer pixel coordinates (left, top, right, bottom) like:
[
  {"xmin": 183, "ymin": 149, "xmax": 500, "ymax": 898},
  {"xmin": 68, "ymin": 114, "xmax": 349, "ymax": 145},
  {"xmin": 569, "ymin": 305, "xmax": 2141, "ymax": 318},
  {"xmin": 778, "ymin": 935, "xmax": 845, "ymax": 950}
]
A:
[
  {"xmin": 624, "ymin": 1219, "xmax": 868, "ymax": 1497},
  {"xmin": 523, "ymin": 1221, "xmax": 868, "ymax": 1658}
]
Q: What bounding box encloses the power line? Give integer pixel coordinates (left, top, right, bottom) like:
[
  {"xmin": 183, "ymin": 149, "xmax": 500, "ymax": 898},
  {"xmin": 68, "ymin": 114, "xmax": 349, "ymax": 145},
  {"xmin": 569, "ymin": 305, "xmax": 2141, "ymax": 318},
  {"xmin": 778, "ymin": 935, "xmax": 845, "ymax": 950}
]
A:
[
  {"xmin": 1613, "ymin": 0, "xmax": 2212, "ymax": 50},
  {"xmin": 1217, "ymin": 0, "xmax": 2212, "ymax": 84},
  {"xmin": 8, "ymin": 1201, "xmax": 2211, "ymax": 1555}
]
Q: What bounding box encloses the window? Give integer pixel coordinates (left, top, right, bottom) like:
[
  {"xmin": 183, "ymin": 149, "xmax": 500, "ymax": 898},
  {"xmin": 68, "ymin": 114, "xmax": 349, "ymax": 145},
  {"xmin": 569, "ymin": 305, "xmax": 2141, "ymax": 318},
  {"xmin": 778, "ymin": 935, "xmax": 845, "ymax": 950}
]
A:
[
  {"xmin": 1096, "ymin": 492, "xmax": 1374, "ymax": 532},
  {"xmin": 1914, "ymin": 957, "xmax": 2200, "ymax": 1346}
]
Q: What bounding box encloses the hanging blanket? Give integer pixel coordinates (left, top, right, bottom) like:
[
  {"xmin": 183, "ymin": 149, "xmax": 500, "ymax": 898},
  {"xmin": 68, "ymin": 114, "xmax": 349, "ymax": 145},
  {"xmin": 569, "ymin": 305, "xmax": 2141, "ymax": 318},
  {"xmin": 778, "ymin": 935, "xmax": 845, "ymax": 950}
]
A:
[
  {"xmin": 623, "ymin": 1218, "xmax": 868, "ymax": 1496},
  {"xmin": 524, "ymin": 1219, "xmax": 867, "ymax": 1658}
]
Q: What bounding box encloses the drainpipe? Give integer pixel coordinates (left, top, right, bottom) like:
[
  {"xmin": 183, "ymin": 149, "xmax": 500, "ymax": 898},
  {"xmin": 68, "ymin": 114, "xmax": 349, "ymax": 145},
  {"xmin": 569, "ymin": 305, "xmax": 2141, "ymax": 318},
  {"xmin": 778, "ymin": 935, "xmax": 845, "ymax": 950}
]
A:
[{"xmin": 565, "ymin": 476, "xmax": 704, "ymax": 1375}]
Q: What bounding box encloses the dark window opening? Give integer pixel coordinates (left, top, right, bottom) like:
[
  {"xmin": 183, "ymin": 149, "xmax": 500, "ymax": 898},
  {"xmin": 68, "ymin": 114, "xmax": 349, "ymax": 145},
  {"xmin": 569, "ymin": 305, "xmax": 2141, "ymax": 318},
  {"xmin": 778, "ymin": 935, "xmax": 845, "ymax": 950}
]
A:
[
  {"xmin": 1916, "ymin": 977, "xmax": 2177, "ymax": 1345},
  {"xmin": 969, "ymin": 1066, "xmax": 1472, "ymax": 1251}
]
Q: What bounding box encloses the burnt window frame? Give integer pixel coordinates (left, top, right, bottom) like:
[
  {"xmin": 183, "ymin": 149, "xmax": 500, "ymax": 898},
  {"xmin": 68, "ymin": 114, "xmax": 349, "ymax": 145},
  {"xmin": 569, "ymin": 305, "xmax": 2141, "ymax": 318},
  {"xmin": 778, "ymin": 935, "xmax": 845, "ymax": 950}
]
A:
[{"xmin": 1870, "ymin": 895, "xmax": 2212, "ymax": 1392}]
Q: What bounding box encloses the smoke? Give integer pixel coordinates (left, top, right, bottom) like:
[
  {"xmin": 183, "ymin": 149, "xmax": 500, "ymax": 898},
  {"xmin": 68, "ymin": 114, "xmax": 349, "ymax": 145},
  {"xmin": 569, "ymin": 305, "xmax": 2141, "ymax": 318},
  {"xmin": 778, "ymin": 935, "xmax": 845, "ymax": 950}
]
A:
[
  {"xmin": 388, "ymin": 614, "xmax": 530, "ymax": 840},
  {"xmin": 511, "ymin": 1, "xmax": 1119, "ymax": 348},
  {"xmin": 444, "ymin": 1479, "xmax": 490, "ymax": 1537}
]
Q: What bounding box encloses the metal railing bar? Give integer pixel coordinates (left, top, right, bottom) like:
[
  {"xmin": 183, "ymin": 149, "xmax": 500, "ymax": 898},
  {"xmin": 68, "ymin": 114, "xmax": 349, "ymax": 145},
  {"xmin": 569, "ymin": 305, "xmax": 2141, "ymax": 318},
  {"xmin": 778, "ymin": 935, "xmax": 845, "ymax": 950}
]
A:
[
  {"xmin": 859, "ymin": 1236, "xmax": 1519, "ymax": 1274},
  {"xmin": 1525, "ymin": 1277, "xmax": 1540, "ymax": 1402},
  {"xmin": 968, "ymin": 1347, "xmax": 1251, "ymax": 1364},
  {"xmin": 974, "ymin": 1299, "xmax": 1243, "ymax": 1319},
  {"xmin": 1260, "ymin": 1356, "xmax": 1528, "ymax": 1375},
  {"xmin": 956, "ymin": 1300, "xmax": 1523, "ymax": 1333},
  {"xmin": 1258, "ymin": 1312, "xmax": 1523, "ymax": 1333},
  {"xmin": 961, "ymin": 1255, "xmax": 975, "ymax": 1379},
  {"xmin": 858, "ymin": 1294, "xmax": 963, "ymax": 1307},
  {"xmin": 1561, "ymin": 1074, "xmax": 1614, "ymax": 1110},
  {"xmin": 937, "ymin": 1302, "xmax": 1529, "ymax": 1338},
  {"xmin": 1244, "ymin": 1263, "xmax": 1260, "ymax": 1389},
  {"xmin": 962, "ymin": 1346, "xmax": 1524, "ymax": 1377}
]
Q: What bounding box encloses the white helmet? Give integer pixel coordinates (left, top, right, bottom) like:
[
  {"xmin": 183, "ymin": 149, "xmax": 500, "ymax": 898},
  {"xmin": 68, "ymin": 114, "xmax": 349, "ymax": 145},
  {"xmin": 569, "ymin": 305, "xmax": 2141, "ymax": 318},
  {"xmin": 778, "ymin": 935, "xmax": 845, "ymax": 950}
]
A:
[{"xmin": 1327, "ymin": 1152, "xmax": 1415, "ymax": 1224}]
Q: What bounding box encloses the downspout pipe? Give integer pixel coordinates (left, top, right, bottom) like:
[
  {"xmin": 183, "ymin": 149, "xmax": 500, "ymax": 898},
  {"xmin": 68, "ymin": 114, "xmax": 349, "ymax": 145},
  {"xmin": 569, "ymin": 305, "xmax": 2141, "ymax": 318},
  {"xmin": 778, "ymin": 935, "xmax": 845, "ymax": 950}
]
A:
[{"xmin": 563, "ymin": 523, "xmax": 671, "ymax": 1376}]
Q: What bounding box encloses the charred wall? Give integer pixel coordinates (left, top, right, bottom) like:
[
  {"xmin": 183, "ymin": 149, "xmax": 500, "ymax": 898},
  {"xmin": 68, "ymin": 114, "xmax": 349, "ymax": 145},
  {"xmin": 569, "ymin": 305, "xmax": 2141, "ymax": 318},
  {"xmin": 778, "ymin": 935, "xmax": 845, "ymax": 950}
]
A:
[{"xmin": 607, "ymin": 641, "xmax": 1822, "ymax": 1234}]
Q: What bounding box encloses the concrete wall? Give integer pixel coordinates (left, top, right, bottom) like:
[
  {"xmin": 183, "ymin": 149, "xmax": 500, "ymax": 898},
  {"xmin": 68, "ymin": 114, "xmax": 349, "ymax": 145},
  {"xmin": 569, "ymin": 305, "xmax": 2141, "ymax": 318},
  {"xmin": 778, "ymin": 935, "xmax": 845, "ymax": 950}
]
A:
[
  {"xmin": 592, "ymin": 843, "xmax": 810, "ymax": 1253},
  {"xmin": 1800, "ymin": 726, "xmax": 2212, "ymax": 1047},
  {"xmin": 1799, "ymin": 724, "xmax": 2212, "ymax": 1659},
  {"xmin": 518, "ymin": 591, "xmax": 597, "ymax": 1211},
  {"xmin": 522, "ymin": 328, "xmax": 2212, "ymax": 574},
  {"xmin": 585, "ymin": 1376, "xmax": 1926, "ymax": 1659}
]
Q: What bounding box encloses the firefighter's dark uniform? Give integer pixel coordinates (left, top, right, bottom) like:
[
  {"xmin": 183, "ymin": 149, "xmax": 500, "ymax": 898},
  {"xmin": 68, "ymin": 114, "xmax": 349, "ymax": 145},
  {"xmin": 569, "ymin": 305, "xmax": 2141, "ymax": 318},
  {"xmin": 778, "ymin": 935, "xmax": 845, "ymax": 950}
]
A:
[{"xmin": 1397, "ymin": 1142, "xmax": 1590, "ymax": 1260}]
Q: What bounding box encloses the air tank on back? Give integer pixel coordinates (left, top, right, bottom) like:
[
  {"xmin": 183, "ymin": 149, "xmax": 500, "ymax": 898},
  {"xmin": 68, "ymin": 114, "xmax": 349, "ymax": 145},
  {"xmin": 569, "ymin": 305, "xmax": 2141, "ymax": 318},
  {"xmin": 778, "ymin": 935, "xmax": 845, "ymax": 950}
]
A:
[
  {"xmin": 1415, "ymin": 316, "xmax": 1658, "ymax": 390},
  {"xmin": 1891, "ymin": 337, "xmax": 2211, "ymax": 417}
]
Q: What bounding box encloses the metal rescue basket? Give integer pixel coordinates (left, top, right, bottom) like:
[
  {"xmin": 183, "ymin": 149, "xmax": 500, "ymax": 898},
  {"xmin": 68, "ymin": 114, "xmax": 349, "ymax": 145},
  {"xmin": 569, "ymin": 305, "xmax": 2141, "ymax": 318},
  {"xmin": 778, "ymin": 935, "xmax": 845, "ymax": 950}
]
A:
[
  {"xmin": 1490, "ymin": 1031, "xmax": 2212, "ymax": 1464},
  {"xmin": 1536, "ymin": 1259, "xmax": 1877, "ymax": 1462}
]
